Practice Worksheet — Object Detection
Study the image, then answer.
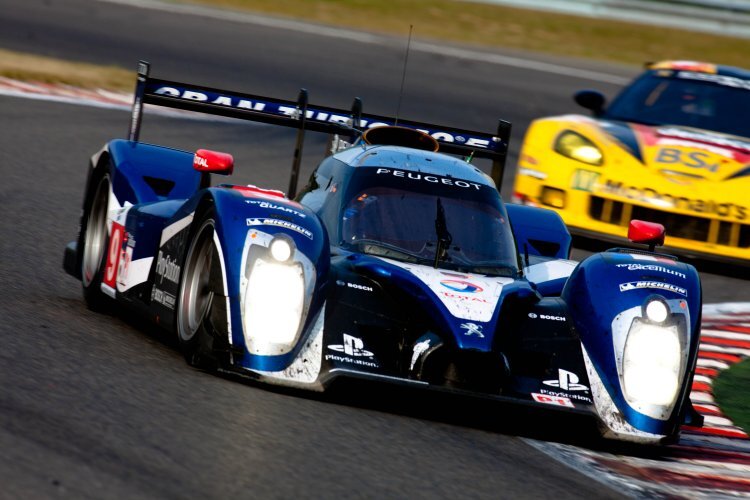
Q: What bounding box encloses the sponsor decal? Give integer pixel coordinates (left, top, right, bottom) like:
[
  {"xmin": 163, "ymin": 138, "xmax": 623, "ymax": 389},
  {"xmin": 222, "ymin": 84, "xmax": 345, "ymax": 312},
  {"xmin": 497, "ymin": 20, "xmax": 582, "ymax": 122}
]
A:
[
  {"xmin": 460, "ymin": 322, "xmax": 484, "ymax": 338},
  {"xmin": 246, "ymin": 218, "xmax": 313, "ymax": 239},
  {"xmin": 654, "ymin": 147, "xmax": 721, "ymax": 172},
  {"xmin": 194, "ymin": 156, "xmax": 209, "ymax": 169},
  {"xmin": 151, "ymin": 287, "xmax": 176, "ymax": 309},
  {"xmin": 658, "ymin": 126, "xmax": 750, "ymax": 154},
  {"xmin": 245, "ymin": 199, "xmax": 306, "ymax": 218},
  {"xmin": 543, "ymin": 369, "xmax": 589, "ymax": 391},
  {"xmin": 518, "ymin": 167, "xmax": 547, "ymax": 180},
  {"xmin": 410, "ymin": 339, "xmax": 431, "ymax": 371},
  {"xmin": 335, "ymin": 280, "xmax": 373, "ymax": 292},
  {"xmin": 104, "ymin": 222, "xmax": 126, "ymax": 290},
  {"xmin": 528, "ymin": 312, "xmax": 566, "ymax": 322},
  {"xmin": 599, "ymin": 180, "xmax": 747, "ymax": 220},
  {"xmin": 540, "ymin": 388, "xmax": 592, "ymax": 403},
  {"xmin": 117, "ymin": 244, "xmax": 133, "ymax": 288},
  {"xmin": 616, "ymin": 263, "xmax": 687, "ymax": 279},
  {"xmin": 441, "ymin": 292, "xmax": 489, "ymax": 303},
  {"xmin": 531, "ymin": 393, "xmax": 575, "ymax": 408},
  {"xmin": 326, "ymin": 334, "xmax": 378, "ymax": 368},
  {"xmin": 440, "ymin": 280, "xmax": 483, "ymax": 293},
  {"xmin": 676, "ymin": 70, "xmax": 750, "ymax": 92},
  {"xmin": 152, "ymin": 86, "xmax": 494, "ymax": 150},
  {"xmin": 571, "ymin": 169, "xmax": 601, "ymax": 192},
  {"xmin": 155, "ymin": 250, "xmax": 181, "ymax": 285},
  {"xmin": 619, "ymin": 281, "xmax": 688, "ymax": 296},
  {"xmin": 375, "ymin": 168, "xmax": 483, "ymax": 190}
]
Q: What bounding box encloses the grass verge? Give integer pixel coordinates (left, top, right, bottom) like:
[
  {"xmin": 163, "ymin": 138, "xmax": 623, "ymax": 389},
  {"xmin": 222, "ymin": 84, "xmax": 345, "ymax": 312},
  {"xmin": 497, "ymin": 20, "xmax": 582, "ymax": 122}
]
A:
[
  {"xmin": 182, "ymin": 0, "xmax": 750, "ymax": 67},
  {"xmin": 713, "ymin": 360, "xmax": 750, "ymax": 434},
  {"xmin": 0, "ymin": 48, "xmax": 134, "ymax": 92}
]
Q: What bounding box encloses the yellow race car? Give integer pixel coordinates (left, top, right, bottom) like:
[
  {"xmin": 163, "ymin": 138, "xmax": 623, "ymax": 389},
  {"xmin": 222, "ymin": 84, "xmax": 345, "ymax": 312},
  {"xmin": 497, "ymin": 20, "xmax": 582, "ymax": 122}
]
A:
[{"xmin": 512, "ymin": 61, "xmax": 750, "ymax": 265}]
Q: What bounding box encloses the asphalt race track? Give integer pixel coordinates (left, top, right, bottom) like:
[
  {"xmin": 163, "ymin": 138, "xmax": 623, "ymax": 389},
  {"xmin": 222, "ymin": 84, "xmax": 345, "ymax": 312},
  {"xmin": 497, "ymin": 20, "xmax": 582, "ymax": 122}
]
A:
[{"xmin": 1, "ymin": 0, "xmax": 749, "ymax": 498}]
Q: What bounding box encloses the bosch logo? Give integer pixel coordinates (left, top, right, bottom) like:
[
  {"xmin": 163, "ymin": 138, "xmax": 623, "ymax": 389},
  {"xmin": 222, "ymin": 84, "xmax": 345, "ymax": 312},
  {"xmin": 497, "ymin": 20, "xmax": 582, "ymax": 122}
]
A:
[
  {"xmin": 440, "ymin": 280, "xmax": 483, "ymax": 293},
  {"xmin": 529, "ymin": 312, "xmax": 565, "ymax": 321}
]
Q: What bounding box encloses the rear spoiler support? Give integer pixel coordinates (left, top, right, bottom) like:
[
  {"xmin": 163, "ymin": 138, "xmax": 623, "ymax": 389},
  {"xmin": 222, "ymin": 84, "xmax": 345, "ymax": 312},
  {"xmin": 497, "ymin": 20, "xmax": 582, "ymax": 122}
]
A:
[
  {"xmin": 288, "ymin": 89, "xmax": 308, "ymax": 199},
  {"xmin": 124, "ymin": 60, "xmax": 512, "ymax": 194}
]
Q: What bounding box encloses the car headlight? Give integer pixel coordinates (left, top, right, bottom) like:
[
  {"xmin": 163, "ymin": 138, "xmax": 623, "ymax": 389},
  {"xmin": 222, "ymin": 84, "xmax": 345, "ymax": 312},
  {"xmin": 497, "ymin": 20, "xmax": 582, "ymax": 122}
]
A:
[
  {"xmin": 243, "ymin": 240, "xmax": 305, "ymax": 355},
  {"xmin": 554, "ymin": 131, "xmax": 603, "ymax": 166},
  {"xmin": 623, "ymin": 321, "xmax": 682, "ymax": 406}
]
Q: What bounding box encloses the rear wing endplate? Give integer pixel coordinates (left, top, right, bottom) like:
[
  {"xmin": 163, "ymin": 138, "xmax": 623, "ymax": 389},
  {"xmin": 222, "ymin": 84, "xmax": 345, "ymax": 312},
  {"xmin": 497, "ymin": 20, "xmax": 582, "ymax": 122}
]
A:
[{"xmin": 128, "ymin": 61, "xmax": 512, "ymax": 195}]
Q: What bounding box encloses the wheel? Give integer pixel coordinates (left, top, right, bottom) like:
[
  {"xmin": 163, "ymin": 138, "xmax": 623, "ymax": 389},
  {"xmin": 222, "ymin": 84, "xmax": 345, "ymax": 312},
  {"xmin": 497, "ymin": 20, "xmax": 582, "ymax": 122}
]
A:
[
  {"xmin": 80, "ymin": 171, "xmax": 113, "ymax": 312},
  {"xmin": 176, "ymin": 210, "xmax": 228, "ymax": 370}
]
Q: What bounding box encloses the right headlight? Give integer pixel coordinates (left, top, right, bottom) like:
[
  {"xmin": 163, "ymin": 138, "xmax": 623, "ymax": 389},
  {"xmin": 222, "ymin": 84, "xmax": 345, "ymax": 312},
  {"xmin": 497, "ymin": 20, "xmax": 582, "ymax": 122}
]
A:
[
  {"xmin": 622, "ymin": 321, "xmax": 682, "ymax": 406},
  {"xmin": 553, "ymin": 130, "xmax": 604, "ymax": 166}
]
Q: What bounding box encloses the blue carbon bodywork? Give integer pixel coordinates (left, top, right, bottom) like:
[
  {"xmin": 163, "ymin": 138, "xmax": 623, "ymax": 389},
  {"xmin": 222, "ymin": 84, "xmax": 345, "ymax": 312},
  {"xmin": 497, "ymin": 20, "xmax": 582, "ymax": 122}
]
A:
[
  {"xmin": 204, "ymin": 188, "xmax": 329, "ymax": 372},
  {"xmin": 563, "ymin": 251, "xmax": 701, "ymax": 435},
  {"xmin": 506, "ymin": 204, "xmax": 571, "ymax": 260},
  {"xmin": 108, "ymin": 139, "xmax": 202, "ymax": 205}
]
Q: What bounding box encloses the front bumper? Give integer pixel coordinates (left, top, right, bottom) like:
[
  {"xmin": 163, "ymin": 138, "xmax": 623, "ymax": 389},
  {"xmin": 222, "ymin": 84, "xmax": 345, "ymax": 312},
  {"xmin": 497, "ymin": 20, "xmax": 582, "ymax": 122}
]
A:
[{"xmin": 513, "ymin": 174, "xmax": 750, "ymax": 266}]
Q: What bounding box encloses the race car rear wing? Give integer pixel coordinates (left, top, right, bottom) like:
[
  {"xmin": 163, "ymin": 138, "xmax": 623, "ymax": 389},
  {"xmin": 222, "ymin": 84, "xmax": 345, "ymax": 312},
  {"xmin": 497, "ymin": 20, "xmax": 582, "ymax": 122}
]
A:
[{"xmin": 128, "ymin": 61, "xmax": 512, "ymax": 196}]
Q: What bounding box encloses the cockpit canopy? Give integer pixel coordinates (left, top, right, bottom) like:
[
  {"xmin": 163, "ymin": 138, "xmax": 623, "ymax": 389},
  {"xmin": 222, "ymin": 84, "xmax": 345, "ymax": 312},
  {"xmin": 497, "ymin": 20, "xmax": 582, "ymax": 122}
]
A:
[{"xmin": 339, "ymin": 166, "xmax": 518, "ymax": 277}]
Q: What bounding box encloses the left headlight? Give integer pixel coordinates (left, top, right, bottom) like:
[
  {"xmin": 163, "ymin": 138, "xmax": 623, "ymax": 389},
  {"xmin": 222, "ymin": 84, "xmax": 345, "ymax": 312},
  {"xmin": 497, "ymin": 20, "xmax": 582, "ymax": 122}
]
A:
[
  {"xmin": 554, "ymin": 130, "xmax": 604, "ymax": 166},
  {"xmin": 243, "ymin": 247, "xmax": 305, "ymax": 355}
]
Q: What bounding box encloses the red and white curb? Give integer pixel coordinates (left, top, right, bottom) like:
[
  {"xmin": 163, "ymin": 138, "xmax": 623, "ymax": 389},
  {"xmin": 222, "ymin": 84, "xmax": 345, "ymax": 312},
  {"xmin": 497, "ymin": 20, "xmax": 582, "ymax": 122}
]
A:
[
  {"xmin": 529, "ymin": 302, "xmax": 750, "ymax": 498},
  {"xmin": 0, "ymin": 77, "xmax": 232, "ymax": 121}
]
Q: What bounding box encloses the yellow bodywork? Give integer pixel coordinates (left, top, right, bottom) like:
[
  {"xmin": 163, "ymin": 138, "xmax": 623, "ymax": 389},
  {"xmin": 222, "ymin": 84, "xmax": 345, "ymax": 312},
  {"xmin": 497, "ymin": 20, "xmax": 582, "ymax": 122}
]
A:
[{"xmin": 512, "ymin": 114, "xmax": 750, "ymax": 263}]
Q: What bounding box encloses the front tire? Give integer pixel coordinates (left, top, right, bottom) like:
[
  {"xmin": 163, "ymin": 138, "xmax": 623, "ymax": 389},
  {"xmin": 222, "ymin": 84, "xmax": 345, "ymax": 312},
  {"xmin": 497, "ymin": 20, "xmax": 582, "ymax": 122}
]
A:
[
  {"xmin": 80, "ymin": 171, "xmax": 113, "ymax": 312},
  {"xmin": 176, "ymin": 210, "xmax": 228, "ymax": 370}
]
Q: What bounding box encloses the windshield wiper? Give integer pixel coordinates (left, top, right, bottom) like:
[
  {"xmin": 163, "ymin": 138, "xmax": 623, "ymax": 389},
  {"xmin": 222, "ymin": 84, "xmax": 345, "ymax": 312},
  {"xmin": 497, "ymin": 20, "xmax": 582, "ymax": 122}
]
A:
[
  {"xmin": 434, "ymin": 197, "xmax": 453, "ymax": 268},
  {"xmin": 355, "ymin": 239, "xmax": 428, "ymax": 264}
]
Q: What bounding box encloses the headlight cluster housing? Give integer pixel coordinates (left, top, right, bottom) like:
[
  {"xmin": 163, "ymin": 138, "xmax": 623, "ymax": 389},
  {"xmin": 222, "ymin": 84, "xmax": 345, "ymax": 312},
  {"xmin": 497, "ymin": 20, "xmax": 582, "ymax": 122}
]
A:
[
  {"xmin": 240, "ymin": 234, "xmax": 313, "ymax": 356},
  {"xmin": 554, "ymin": 130, "xmax": 604, "ymax": 166},
  {"xmin": 620, "ymin": 296, "xmax": 689, "ymax": 418}
]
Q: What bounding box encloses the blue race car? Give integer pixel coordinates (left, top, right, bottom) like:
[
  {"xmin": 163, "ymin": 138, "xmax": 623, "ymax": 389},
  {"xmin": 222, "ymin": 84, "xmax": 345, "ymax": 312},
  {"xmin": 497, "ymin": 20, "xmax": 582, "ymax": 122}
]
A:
[{"xmin": 64, "ymin": 62, "xmax": 703, "ymax": 444}]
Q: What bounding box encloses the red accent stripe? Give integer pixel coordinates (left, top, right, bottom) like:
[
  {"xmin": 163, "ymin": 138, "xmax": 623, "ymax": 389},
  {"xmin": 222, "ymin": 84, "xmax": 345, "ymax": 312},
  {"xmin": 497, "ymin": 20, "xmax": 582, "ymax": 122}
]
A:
[
  {"xmin": 596, "ymin": 456, "xmax": 750, "ymax": 493},
  {"xmin": 684, "ymin": 425, "xmax": 749, "ymax": 439},
  {"xmin": 691, "ymin": 382, "xmax": 712, "ymax": 393},
  {"xmin": 695, "ymin": 367, "xmax": 719, "ymax": 378},
  {"xmin": 693, "ymin": 404, "xmax": 722, "ymax": 416},
  {"xmin": 670, "ymin": 446, "xmax": 750, "ymax": 466},
  {"xmin": 698, "ymin": 351, "xmax": 742, "ymax": 363},
  {"xmin": 700, "ymin": 337, "xmax": 750, "ymax": 349},
  {"xmin": 718, "ymin": 325, "xmax": 750, "ymax": 334}
]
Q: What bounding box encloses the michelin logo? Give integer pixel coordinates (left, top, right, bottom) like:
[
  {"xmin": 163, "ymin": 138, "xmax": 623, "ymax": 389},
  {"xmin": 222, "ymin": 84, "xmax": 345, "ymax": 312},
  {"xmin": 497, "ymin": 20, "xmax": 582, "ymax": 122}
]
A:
[
  {"xmin": 247, "ymin": 218, "xmax": 313, "ymax": 240},
  {"xmin": 619, "ymin": 281, "xmax": 687, "ymax": 296},
  {"xmin": 616, "ymin": 263, "xmax": 686, "ymax": 279}
]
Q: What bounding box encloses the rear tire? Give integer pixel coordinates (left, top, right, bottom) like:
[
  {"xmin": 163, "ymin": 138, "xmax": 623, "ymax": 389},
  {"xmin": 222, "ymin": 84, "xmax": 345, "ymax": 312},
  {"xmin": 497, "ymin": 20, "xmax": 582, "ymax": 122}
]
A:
[
  {"xmin": 176, "ymin": 209, "xmax": 228, "ymax": 370},
  {"xmin": 80, "ymin": 172, "xmax": 113, "ymax": 312}
]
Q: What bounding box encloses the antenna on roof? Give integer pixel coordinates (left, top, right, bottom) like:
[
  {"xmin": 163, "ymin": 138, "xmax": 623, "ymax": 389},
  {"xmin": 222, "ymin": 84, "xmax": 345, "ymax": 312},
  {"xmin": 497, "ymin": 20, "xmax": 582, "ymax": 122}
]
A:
[{"xmin": 394, "ymin": 25, "xmax": 413, "ymax": 126}]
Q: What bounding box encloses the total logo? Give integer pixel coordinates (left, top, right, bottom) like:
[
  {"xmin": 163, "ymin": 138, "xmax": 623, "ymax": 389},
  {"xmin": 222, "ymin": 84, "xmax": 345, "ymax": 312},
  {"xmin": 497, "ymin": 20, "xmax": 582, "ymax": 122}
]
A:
[
  {"xmin": 440, "ymin": 280, "xmax": 483, "ymax": 293},
  {"xmin": 543, "ymin": 369, "xmax": 589, "ymax": 391},
  {"xmin": 327, "ymin": 334, "xmax": 374, "ymax": 357}
]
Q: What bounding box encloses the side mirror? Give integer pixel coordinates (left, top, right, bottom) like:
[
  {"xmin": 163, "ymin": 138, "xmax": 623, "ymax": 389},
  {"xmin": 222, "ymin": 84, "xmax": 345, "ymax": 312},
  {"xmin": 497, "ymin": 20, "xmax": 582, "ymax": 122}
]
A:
[
  {"xmin": 574, "ymin": 90, "xmax": 606, "ymax": 116},
  {"xmin": 628, "ymin": 219, "xmax": 665, "ymax": 252},
  {"xmin": 193, "ymin": 149, "xmax": 234, "ymax": 175}
]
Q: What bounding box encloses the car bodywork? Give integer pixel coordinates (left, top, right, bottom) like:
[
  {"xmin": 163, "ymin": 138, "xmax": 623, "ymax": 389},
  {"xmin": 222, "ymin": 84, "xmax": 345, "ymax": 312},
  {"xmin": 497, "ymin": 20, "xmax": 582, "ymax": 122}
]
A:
[
  {"xmin": 513, "ymin": 60, "xmax": 750, "ymax": 265},
  {"xmin": 64, "ymin": 62, "xmax": 704, "ymax": 444}
]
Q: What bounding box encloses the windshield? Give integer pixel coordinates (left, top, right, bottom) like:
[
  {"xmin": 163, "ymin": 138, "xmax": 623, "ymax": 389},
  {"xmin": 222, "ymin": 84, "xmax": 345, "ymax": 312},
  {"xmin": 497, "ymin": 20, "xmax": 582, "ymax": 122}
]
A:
[
  {"xmin": 605, "ymin": 70, "xmax": 750, "ymax": 138},
  {"xmin": 339, "ymin": 168, "xmax": 518, "ymax": 277}
]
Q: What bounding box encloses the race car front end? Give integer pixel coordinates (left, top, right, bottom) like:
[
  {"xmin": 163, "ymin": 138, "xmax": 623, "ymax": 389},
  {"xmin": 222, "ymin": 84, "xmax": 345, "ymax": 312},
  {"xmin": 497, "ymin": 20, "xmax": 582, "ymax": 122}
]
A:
[{"xmin": 513, "ymin": 117, "xmax": 750, "ymax": 264}]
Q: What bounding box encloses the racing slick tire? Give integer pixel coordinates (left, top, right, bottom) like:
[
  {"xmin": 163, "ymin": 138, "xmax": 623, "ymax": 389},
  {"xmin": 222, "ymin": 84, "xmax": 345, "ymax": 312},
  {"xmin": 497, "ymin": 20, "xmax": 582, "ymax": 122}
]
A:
[
  {"xmin": 79, "ymin": 170, "xmax": 113, "ymax": 312},
  {"xmin": 176, "ymin": 208, "xmax": 228, "ymax": 370}
]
